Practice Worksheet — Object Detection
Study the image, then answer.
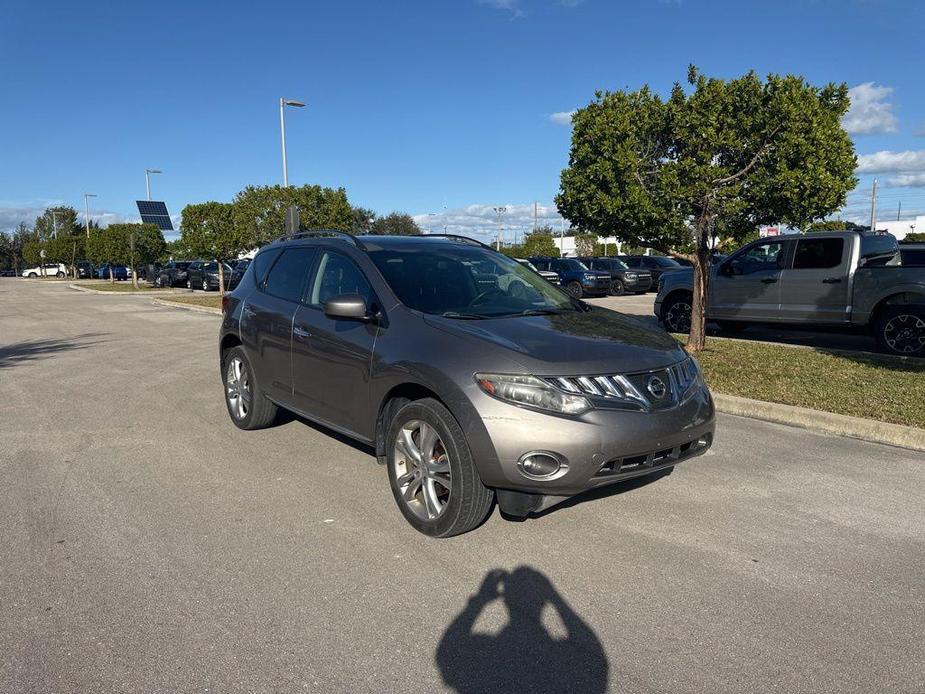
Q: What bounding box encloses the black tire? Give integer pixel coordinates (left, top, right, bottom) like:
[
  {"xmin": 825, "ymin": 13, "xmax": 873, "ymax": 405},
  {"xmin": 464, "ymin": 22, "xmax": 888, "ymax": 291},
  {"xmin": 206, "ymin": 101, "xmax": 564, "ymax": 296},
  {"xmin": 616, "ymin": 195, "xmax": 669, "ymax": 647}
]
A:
[
  {"xmin": 661, "ymin": 293, "xmax": 693, "ymax": 333},
  {"xmin": 386, "ymin": 398, "xmax": 494, "ymax": 538},
  {"xmin": 202, "ymin": 278, "xmax": 209, "ymax": 291},
  {"xmin": 56, "ymin": 271, "xmax": 65, "ymax": 278},
  {"xmin": 715, "ymin": 320, "xmax": 748, "ymax": 333},
  {"xmin": 874, "ymin": 305, "xmax": 925, "ymax": 357},
  {"xmin": 27, "ymin": 272, "xmax": 37, "ymax": 278},
  {"xmin": 610, "ymin": 279, "xmax": 625, "ymax": 296},
  {"xmin": 154, "ymin": 276, "xmax": 162, "ymax": 288},
  {"xmin": 186, "ymin": 278, "xmax": 192, "ymax": 290},
  {"xmin": 223, "ymin": 346, "xmax": 278, "ymax": 430},
  {"xmin": 565, "ymin": 280, "xmax": 583, "ymax": 299}
]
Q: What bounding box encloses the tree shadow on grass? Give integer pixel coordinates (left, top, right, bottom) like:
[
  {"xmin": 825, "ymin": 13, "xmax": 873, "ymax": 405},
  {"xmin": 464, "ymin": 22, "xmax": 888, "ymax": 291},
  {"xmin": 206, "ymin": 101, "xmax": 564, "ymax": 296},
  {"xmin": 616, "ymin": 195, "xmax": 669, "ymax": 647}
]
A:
[
  {"xmin": 436, "ymin": 566, "xmax": 609, "ymax": 693},
  {"xmin": 0, "ymin": 333, "xmax": 109, "ymax": 369}
]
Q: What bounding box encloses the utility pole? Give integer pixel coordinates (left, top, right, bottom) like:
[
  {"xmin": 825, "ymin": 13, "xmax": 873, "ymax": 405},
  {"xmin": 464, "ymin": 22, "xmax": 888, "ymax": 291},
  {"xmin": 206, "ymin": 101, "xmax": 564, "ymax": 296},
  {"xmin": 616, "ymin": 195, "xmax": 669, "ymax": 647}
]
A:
[
  {"xmin": 145, "ymin": 168, "xmax": 162, "ymax": 200},
  {"xmin": 534, "ymin": 201, "xmax": 538, "ymax": 232},
  {"xmin": 279, "ymin": 97, "xmax": 306, "ymax": 187},
  {"xmin": 897, "ymin": 201, "xmax": 901, "ymax": 221},
  {"xmin": 52, "ymin": 210, "xmax": 57, "ymax": 239},
  {"xmin": 493, "ymin": 206, "xmax": 506, "ymax": 250},
  {"xmin": 559, "ymin": 218, "xmax": 565, "ymax": 254},
  {"xmin": 870, "ymin": 179, "xmax": 878, "ymax": 232},
  {"xmin": 83, "ymin": 193, "xmax": 97, "ymax": 238}
]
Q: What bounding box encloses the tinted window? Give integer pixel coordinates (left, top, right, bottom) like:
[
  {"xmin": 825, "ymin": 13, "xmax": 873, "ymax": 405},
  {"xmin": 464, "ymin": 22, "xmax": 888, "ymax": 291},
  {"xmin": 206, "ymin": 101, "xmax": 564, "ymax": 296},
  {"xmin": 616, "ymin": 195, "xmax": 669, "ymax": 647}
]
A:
[
  {"xmin": 263, "ymin": 247, "xmax": 315, "ymax": 302},
  {"xmin": 652, "ymin": 256, "xmax": 682, "ymax": 268},
  {"xmin": 900, "ymin": 249, "xmax": 925, "ymax": 266},
  {"xmin": 552, "ymin": 258, "xmax": 588, "ymax": 272},
  {"xmin": 729, "ymin": 241, "xmax": 786, "ymax": 276},
  {"xmin": 793, "ymin": 238, "xmax": 844, "ymax": 270},
  {"xmin": 253, "ymin": 249, "xmax": 282, "ymax": 286},
  {"xmin": 307, "ymin": 252, "xmax": 373, "ymax": 306},
  {"xmin": 205, "ymin": 262, "xmax": 218, "ymax": 271}
]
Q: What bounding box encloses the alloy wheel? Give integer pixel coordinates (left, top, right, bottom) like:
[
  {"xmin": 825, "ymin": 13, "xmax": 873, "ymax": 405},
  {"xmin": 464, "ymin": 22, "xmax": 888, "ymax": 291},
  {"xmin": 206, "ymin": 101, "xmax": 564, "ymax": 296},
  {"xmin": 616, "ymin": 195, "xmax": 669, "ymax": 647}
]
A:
[
  {"xmin": 883, "ymin": 313, "xmax": 925, "ymax": 354},
  {"xmin": 203, "ymin": 279, "xmax": 209, "ymax": 291},
  {"xmin": 225, "ymin": 357, "xmax": 251, "ymax": 420},
  {"xmin": 666, "ymin": 300, "xmax": 692, "ymax": 333},
  {"xmin": 611, "ymin": 280, "xmax": 625, "ymax": 296},
  {"xmin": 392, "ymin": 420, "xmax": 452, "ymax": 520}
]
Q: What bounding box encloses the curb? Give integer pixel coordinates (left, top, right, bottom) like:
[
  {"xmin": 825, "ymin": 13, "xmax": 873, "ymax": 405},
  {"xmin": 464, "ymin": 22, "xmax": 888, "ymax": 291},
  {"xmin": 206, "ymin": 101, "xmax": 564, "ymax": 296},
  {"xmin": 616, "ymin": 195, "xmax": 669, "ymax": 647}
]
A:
[
  {"xmin": 68, "ymin": 283, "xmax": 182, "ymax": 296},
  {"xmin": 151, "ymin": 298, "xmax": 223, "ymax": 316},
  {"xmin": 712, "ymin": 393, "xmax": 925, "ymax": 452}
]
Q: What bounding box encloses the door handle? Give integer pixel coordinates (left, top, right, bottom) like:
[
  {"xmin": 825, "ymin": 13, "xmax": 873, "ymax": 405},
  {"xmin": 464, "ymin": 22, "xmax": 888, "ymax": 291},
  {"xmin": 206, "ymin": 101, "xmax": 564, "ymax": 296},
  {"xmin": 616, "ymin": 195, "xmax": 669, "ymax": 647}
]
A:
[
  {"xmin": 760, "ymin": 278, "xmax": 778, "ymax": 284},
  {"xmin": 822, "ymin": 277, "xmax": 842, "ymax": 284},
  {"xmin": 293, "ymin": 326, "xmax": 311, "ymax": 339}
]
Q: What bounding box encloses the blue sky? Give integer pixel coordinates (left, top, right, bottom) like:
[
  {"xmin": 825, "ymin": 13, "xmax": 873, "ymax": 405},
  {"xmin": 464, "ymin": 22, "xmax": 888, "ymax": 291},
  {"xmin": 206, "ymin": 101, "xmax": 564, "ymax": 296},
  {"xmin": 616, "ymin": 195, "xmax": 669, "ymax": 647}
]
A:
[{"xmin": 2, "ymin": 0, "xmax": 924, "ymax": 241}]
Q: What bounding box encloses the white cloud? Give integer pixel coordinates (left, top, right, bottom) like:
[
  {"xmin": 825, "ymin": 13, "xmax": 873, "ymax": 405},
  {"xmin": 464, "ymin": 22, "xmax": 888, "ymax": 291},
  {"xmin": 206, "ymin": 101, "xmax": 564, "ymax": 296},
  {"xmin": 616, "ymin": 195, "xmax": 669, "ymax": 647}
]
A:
[
  {"xmin": 549, "ymin": 110, "xmax": 576, "ymax": 126},
  {"xmin": 842, "ymin": 82, "xmax": 898, "ymax": 135},
  {"xmin": 856, "ymin": 150, "xmax": 925, "ymax": 173},
  {"xmin": 886, "ymin": 173, "xmax": 925, "ymax": 188},
  {"xmin": 413, "ymin": 202, "xmax": 571, "ymax": 243},
  {"xmin": 476, "ymin": 0, "xmax": 525, "ymax": 17},
  {"xmin": 0, "ymin": 199, "xmax": 138, "ymax": 233}
]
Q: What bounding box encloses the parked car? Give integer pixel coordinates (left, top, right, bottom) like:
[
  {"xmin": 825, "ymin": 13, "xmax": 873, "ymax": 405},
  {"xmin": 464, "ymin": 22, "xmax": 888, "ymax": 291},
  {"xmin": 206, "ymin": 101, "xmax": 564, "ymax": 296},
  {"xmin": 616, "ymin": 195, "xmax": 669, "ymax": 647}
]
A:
[
  {"xmin": 618, "ymin": 255, "xmax": 685, "ymax": 288},
  {"xmin": 142, "ymin": 263, "xmax": 163, "ymax": 285},
  {"xmin": 656, "ymin": 231, "xmax": 925, "ymax": 356},
  {"xmin": 154, "ymin": 261, "xmax": 192, "ymax": 288},
  {"xmin": 188, "ymin": 260, "xmax": 234, "ymax": 291},
  {"xmin": 219, "ymin": 232, "xmax": 715, "ymax": 536},
  {"xmin": 578, "ymin": 256, "xmax": 652, "ymax": 295},
  {"xmin": 528, "ymin": 257, "xmax": 611, "ymax": 298},
  {"xmin": 95, "ymin": 264, "xmax": 128, "ymax": 280},
  {"xmin": 22, "ymin": 263, "xmax": 67, "ymax": 278},
  {"xmin": 899, "ymin": 243, "xmax": 925, "ymax": 266},
  {"xmin": 516, "ymin": 258, "xmax": 559, "ymax": 285},
  {"xmin": 1, "ymin": 268, "xmax": 17, "ymax": 277},
  {"xmin": 76, "ymin": 261, "xmax": 95, "ymax": 279}
]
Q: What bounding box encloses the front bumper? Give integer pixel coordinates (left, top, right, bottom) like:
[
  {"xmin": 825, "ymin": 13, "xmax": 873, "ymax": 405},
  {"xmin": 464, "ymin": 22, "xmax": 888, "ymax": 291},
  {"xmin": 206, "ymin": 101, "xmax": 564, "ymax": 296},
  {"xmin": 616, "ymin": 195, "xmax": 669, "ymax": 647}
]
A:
[
  {"xmin": 469, "ymin": 384, "xmax": 715, "ymax": 499},
  {"xmin": 581, "ymin": 278, "xmax": 612, "ymax": 295},
  {"xmin": 625, "ymin": 276, "xmax": 653, "ymax": 292}
]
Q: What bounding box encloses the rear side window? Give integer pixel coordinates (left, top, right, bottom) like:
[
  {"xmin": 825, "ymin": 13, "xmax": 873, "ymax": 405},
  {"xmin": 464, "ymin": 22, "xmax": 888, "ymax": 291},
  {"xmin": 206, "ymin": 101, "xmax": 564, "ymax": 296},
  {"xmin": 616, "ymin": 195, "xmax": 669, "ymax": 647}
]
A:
[
  {"xmin": 793, "ymin": 238, "xmax": 844, "ymax": 270},
  {"xmin": 900, "ymin": 249, "xmax": 925, "ymax": 266},
  {"xmin": 253, "ymin": 249, "xmax": 282, "ymax": 286},
  {"xmin": 263, "ymin": 248, "xmax": 316, "ymax": 302}
]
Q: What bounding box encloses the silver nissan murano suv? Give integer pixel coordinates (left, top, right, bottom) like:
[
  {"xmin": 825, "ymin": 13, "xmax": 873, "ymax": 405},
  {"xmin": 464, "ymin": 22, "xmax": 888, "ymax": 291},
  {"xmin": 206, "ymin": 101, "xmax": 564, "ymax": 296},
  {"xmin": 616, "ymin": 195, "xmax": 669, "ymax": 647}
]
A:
[{"xmin": 219, "ymin": 232, "xmax": 715, "ymax": 537}]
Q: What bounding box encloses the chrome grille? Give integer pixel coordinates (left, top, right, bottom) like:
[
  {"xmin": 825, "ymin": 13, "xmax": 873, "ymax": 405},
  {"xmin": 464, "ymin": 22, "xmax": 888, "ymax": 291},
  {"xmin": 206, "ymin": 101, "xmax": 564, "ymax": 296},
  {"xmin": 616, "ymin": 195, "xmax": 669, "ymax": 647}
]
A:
[{"xmin": 543, "ymin": 358, "xmax": 699, "ymax": 412}]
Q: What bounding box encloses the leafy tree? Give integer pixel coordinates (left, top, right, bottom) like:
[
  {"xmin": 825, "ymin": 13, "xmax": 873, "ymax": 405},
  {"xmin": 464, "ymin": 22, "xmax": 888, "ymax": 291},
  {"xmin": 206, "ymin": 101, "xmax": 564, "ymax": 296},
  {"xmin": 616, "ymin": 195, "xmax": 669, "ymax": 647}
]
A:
[
  {"xmin": 904, "ymin": 232, "xmax": 925, "ymax": 243},
  {"xmin": 163, "ymin": 237, "xmax": 192, "ymax": 261},
  {"xmin": 557, "ymin": 66, "xmax": 857, "ymax": 350},
  {"xmin": 370, "ymin": 212, "xmax": 422, "ymax": 236},
  {"xmin": 23, "ymin": 241, "xmax": 43, "ymax": 268},
  {"xmin": 34, "ymin": 206, "xmax": 81, "ymax": 240},
  {"xmin": 500, "ymin": 244, "xmax": 525, "ymax": 258},
  {"xmin": 44, "ymin": 235, "xmax": 86, "ymax": 276},
  {"xmin": 0, "ymin": 223, "xmax": 32, "ymax": 275},
  {"xmin": 180, "ymin": 201, "xmax": 241, "ymax": 293},
  {"xmin": 350, "ymin": 207, "xmax": 377, "ymax": 234},
  {"xmin": 232, "ymin": 184, "xmax": 353, "ymax": 248},
  {"xmin": 574, "ymin": 232, "xmax": 598, "ymax": 257},
  {"xmin": 521, "ymin": 228, "xmax": 561, "ymax": 258},
  {"xmin": 86, "ymin": 224, "xmax": 164, "ymax": 285},
  {"xmin": 807, "ymin": 220, "xmax": 848, "ymax": 232}
]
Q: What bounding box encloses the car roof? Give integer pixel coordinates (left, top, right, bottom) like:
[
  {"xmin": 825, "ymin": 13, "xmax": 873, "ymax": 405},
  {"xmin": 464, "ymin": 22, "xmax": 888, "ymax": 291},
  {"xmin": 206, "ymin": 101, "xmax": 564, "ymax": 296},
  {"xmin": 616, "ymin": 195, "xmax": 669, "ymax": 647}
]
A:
[{"xmin": 265, "ymin": 231, "xmax": 494, "ymax": 254}]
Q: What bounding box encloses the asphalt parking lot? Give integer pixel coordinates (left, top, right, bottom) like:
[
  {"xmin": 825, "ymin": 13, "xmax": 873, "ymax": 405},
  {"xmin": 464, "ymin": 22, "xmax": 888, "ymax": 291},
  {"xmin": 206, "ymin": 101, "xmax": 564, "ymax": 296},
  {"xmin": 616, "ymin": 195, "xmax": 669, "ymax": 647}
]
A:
[{"xmin": 2, "ymin": 279, "xmax": 924, "ymax": 693}]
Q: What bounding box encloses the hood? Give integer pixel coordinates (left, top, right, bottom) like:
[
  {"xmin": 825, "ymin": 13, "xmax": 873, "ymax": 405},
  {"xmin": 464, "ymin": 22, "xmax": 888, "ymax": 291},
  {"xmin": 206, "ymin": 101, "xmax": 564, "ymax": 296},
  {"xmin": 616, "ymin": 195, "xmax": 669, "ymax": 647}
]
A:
[{"xmin": 423, "ymin": 307, "xmax": 685, "ymax": 375}]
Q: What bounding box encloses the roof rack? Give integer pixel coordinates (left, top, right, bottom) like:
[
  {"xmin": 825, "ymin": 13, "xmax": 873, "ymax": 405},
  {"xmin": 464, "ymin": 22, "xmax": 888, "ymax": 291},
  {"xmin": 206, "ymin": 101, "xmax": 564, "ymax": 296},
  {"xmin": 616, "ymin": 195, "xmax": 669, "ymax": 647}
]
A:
[
  {"xmin": 423, "ymin": 233, "xmax": 493, "ymax": 250},
  {"xmin": 275, "ymin": 230, "xmax": 366, "ymax": 250}
]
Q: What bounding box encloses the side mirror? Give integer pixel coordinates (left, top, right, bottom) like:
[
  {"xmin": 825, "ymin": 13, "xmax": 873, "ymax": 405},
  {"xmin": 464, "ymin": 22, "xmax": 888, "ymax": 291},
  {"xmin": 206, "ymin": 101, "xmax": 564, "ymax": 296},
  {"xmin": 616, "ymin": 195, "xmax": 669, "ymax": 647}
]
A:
[{"xmin": 323, "ymin": 293, "xmax": 371, "ymax": 321}]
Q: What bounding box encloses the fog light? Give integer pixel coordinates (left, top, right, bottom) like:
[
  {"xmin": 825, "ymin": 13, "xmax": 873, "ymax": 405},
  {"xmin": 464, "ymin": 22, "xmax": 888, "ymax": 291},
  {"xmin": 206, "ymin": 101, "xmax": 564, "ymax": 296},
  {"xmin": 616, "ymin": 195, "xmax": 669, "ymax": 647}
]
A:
[{"xmin": 517, "ymin": 452, "xmax": 567, "ymax": 480}]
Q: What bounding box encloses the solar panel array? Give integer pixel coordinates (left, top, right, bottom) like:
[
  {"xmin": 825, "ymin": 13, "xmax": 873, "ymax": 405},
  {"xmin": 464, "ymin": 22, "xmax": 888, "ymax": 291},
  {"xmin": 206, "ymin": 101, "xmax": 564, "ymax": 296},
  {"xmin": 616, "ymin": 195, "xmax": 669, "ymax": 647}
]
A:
[{"xmin": 136, "ymin": 200, "xmax": 174, "ymax": 231}]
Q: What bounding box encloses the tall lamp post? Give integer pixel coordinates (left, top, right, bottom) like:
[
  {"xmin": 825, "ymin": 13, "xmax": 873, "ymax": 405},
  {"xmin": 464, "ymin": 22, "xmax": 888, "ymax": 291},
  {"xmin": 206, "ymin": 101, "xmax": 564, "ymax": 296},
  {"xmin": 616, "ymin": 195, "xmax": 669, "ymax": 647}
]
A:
[
  {"xmin": 493, "ymin": 206, "xmax": 506, "ymax": 250},
  {"xmin": 145, "ymin": 168, "xmax": 162, "ymax": 200},
  {"xmin": 83, "ymin": 193, "xmax": 97, "ymax": 238},
  {"xmin": 279, "ymin": 97, "xmax": 306, "ymax": 187}
]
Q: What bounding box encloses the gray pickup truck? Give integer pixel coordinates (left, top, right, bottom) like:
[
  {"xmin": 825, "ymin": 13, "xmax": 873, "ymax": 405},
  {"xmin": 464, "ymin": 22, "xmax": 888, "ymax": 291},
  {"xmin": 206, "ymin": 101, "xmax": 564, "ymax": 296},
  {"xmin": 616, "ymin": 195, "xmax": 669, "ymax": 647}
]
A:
[{"xmin": 655, "ymin": 231, "xmax": 925, "ymax": 356}]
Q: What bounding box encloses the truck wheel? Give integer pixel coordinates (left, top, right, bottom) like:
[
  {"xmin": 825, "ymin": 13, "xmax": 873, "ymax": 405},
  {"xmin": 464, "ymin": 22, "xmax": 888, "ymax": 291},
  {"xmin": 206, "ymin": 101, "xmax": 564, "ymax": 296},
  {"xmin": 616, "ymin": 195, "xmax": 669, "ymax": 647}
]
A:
[
  {"xmin": 874, "ymin": 306, "xmax": 925, "ymax": 356},
  {"xmin": 223, "ymin": 346, "xmax": 278, "ymax": 429},
  {"xmin": 661, "ymin": 294, "xmax": 693, "ymax": 333},
  {"xmin": 610, "ymin": 279, "xmax": 625, "ymax": 296},
  {"xmin": 386, "ymin": 398, "xmax": 494, "ymax": 538},
  {"xmin": 565, "ymin": 281, "xmax": 583, "ymax": 299}
]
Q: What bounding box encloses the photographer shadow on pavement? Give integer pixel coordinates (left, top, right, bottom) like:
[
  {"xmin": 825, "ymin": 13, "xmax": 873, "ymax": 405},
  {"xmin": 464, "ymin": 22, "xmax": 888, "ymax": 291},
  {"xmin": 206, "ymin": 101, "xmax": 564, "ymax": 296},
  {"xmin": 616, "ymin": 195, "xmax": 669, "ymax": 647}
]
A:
[{"xmin": 436, "ymin": 566, "xmax": 608, "ymax": 693}]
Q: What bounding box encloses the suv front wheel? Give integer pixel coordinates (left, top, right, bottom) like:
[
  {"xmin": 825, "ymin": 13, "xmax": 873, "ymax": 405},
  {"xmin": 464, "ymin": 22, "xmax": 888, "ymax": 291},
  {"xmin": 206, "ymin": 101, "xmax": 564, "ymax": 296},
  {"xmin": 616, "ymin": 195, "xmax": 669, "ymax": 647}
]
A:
[
  {"xmin": 386, "ymin": 398, "xmax": 493, "ymax": 537},
  {"xmin": 565, "ymin": 280, "xmax": 583, "ymax": 299}
]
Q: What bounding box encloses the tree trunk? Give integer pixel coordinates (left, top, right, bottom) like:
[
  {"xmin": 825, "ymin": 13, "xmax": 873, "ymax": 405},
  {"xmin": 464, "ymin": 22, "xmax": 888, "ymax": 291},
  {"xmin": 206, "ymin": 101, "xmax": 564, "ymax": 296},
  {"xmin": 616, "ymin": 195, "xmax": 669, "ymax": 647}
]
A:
[
  {"xmin": 217, "ymin": 261, "xmax": 225, "ymax": 296},
  {"xmin": 109, "ymin": 266, "xmax": 114, "ymax": 284},
  {"xmin": 687, "ymin": 220, "xmax": 713, "ymax": 352}
]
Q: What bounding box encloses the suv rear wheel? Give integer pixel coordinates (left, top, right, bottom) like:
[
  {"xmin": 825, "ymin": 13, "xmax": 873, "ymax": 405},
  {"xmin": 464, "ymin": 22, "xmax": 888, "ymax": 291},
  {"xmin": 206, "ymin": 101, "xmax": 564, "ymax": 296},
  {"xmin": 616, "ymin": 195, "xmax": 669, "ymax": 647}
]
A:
[
  {"xmin": 874, "ymin": 306, "xmax": 925, "ymax": 356},
  {"xmin": 224, "ymin": 346, "xmax": 278, "ymax": 429},
  {"xmin": 386, "ymin": 398, "xmax": 493, "ymax": 537}
]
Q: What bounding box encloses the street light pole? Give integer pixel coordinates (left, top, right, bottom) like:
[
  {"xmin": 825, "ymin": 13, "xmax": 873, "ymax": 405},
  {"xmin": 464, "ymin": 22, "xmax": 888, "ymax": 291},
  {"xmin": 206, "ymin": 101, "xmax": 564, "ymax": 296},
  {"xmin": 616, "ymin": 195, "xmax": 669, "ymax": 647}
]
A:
[
  {"xmin": 83, "ymin": 193, "xmax": 97, "ymax": 238},
  {"xmin": 145, "ymin": 168, "xmax": 162, "ymax": 201},
  {"xmin": 492, "ymin": 206, "xmax": 506, "ymax": 251},
  {"xmin": 279, "ymin": 97, "xmax": 306, "ymax": 187}
]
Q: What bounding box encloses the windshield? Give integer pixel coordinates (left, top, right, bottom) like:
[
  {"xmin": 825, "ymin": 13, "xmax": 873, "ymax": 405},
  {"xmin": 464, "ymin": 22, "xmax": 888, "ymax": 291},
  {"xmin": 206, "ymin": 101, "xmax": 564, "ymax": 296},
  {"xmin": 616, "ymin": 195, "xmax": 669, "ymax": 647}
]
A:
[
  {"xmin": 600, "ymin": 258, "xmax": 629, "ymax": 270},
  {"xmin": 559, "ymin": 258, "xmax": 589, "ymax": 272},
  {"xmin": 653, "ymin": 256, "xmax": 682, "ymax": 268},
  {"xmin": 369, "ymin": 246, "xmax": 580, "ymax": 318}
]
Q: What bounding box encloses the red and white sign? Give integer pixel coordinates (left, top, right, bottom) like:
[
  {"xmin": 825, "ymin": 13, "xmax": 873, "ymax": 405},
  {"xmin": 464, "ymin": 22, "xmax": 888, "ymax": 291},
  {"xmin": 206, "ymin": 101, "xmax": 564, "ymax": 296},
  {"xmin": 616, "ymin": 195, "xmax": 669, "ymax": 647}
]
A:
[{"xmin": 759, "ymin": 226, "xmax": 780, "ymax": 238}]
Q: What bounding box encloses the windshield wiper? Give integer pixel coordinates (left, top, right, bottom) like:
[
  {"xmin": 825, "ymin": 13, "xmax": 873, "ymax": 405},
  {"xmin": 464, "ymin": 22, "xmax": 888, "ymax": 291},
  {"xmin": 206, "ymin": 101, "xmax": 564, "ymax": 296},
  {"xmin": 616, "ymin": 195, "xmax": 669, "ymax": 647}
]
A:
[
  {"xmin": 441, "ymin": 311, "xmax": 487, "ymax": 320},
  {"xmin": 519, "ymin": 308, "xmax": 564, "ymax": 316}
]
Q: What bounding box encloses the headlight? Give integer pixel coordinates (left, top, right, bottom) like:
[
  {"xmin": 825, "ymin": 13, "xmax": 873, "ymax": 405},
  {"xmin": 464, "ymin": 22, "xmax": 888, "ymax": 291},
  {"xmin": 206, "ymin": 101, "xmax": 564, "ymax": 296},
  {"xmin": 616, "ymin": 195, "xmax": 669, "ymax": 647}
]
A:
[{"xmin": 475, "ymin": 373, "xmax": 591, "ymax": 416}]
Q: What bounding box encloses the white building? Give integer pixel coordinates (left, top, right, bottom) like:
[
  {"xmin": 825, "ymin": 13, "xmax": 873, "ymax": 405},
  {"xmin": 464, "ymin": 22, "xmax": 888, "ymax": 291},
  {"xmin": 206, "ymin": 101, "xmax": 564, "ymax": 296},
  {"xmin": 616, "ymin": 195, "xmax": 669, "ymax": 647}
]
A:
[
  {"xmin": 875, "ymin": 216, "xmax": 921, "ymax": 241},
  {"xmin": 553, "ymin": 235, "xmax": 625, "ymax": 257}
]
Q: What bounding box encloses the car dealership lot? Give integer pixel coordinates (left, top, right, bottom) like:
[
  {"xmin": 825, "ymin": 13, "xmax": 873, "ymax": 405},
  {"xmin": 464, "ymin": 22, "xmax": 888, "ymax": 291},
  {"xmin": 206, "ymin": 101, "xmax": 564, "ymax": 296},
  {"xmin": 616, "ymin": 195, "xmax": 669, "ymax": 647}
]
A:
[{"xmin": 2, "ymin": 280, "xmax": 924, "ymax": 693}]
